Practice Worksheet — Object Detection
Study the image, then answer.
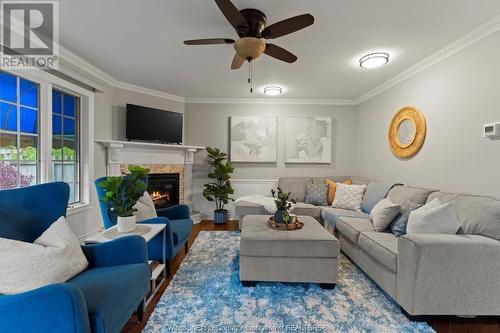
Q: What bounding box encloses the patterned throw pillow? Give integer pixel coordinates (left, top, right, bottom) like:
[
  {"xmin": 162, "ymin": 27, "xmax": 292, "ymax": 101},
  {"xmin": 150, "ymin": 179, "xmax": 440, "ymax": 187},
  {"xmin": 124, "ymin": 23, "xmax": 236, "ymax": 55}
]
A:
[
  {"xmin": 332, "ymin": 183, "xmax": 367, "ymax": 211},
  {"xmin": 325, "ymin": 179, "xmax": 352, "ymax": 206},
  {"xmin": 304, "ymin": 183, "xmax": 328, "ymax": 206}
]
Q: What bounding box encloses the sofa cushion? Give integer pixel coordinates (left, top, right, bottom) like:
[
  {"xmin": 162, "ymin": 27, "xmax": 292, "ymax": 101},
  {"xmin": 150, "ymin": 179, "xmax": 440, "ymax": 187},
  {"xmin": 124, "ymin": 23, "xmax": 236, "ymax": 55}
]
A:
[
  {"xmin": 336, "ymin": 217, "xmax": 374, "ymax": 244},
  {"xmin": 358, "ymin": 232, "xmax": 398, "ymax": 272},
  {"xmin": 278, "ymin": 177, "xmax": 313, "ymax": 202},
  {"xmin": 387, "ymin": 185, "xmax": 434, "ymax": 206},
  {"xmin": 235, "ymin": 201, "xmax": 268, "ymax": 217},
  {"xmin": 312, "ymin": 176, "xmax": 351, "ymax": 184},
  {"xmin": 304, "ymin": 183, "xmax": 328, "ymax": 206},
  {"xmin": 321, "ymin": 208, "xmax": 369, "ymax": 230},
  {"xmin": 351, "ymin": 176, "xmax": 370, "ymax": 185},
  {"xmin": 292, "ymin": 203, "xmax": 322, "ymax": 219},
  {"xmin": 361, "ymin": 182, "xmax": 399, "ymax": 214},
  {"xmin": 426, "ymin": 191, "xmax": 461, "ymax": 204},
  {"xmin": 429, "ymin": 192, "xmax": 500, "ymax": 240},
  {"xmin": 69, "ymin": 263, "xmax": 150, "ymax": 333}
]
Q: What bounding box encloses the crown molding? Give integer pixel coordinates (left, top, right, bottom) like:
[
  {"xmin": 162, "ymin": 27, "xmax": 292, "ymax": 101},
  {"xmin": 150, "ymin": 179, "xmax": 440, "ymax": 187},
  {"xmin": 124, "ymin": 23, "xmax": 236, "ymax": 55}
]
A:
[
  {"xmin": 54, "ymin": 13, "xmax": 500, "ymax": 106},
  {"xmin": 58, "ymin": 46, "xmax": 185, "ymax": 103},
  {"xmin": 112, "ymin": 80, "xmax": 185, "ymax": 103},
  {"xmin": 355, "ymin": 14, "xmax": 500, "ymax": 104},
  {"xmin": 184, "ymin": 97, "xmax": 357, "ymax": 105},
  {"xmin": 58, "ymin": 46, "xmax": 116, "ymax": 87}
]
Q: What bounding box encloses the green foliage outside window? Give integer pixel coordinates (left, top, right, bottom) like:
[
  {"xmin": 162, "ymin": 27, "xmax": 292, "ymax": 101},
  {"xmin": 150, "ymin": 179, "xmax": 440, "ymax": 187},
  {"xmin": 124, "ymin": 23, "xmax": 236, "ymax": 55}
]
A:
[
  {"xmin": 0, "ymin": 146, "xmax": 37, "ymax": 161},
  {"xmin": 52, "ymin": 147, "xmax": 76, "ymax": 160}
]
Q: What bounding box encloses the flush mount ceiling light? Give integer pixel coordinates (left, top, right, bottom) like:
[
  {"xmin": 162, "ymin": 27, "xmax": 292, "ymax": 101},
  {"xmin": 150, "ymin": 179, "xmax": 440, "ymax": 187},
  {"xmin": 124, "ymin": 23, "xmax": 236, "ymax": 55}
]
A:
[
  {"xmin": 263, "ymin": 86, "xmax": 283, "ymax": 96},
  {"xmin": 359, "ymin": 52, "xmax": 390, "ymax": 69}
]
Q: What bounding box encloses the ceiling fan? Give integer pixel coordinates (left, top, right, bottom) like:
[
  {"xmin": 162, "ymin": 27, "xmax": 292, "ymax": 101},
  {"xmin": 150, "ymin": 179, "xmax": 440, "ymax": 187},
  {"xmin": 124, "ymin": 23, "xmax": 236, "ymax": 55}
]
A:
[{"xmin": 184, "ymin": 0, "xmax": 314, "ymax": 70}]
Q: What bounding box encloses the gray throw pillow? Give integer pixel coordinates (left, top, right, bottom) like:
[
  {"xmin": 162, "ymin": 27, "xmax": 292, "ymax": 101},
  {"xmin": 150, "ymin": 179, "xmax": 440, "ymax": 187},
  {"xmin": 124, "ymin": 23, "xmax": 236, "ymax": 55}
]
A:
[
  {"xmin": 389, "ymin": 200, "xmax": 422, "ymax": 237},
  {"xmin": 304, "ymin": 183, "xmax": 328, "ymax": 206},
  {"xmin": 407, "ymin": 200, "xmax": 461, "ymax": 235},
  {"xmin": 370, "ymin": 198, "xmax": 401, "ymax": 232}
]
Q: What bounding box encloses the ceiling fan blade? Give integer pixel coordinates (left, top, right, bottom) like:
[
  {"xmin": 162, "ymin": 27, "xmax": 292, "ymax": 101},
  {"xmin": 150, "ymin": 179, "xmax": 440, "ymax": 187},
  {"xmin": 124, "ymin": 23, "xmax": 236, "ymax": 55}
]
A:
[
  {"xmin": 262, "ymin": 14, "xmax": 314, "ymax": 39},
  {"xmin": 184, "ymin": 38, "xmax": 235, "ymax": 45},
  {"xmin": 264, "ymin": 44, "xmax": 297, "ymax": 63},
  {"xmin": 231, "ymin": 53, "xmax": 246, "ymax": 70},
  {"xmin": 214, "ymin": 0, "xmax": 249, "ymax": 33}
]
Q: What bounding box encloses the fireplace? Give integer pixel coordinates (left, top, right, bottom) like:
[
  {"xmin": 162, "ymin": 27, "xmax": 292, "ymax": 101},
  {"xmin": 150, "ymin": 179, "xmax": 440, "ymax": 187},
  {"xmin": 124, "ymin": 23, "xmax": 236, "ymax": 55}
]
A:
[{"xmin": 147, "ymin": 173, "xmax": 180, "ymax": 209}]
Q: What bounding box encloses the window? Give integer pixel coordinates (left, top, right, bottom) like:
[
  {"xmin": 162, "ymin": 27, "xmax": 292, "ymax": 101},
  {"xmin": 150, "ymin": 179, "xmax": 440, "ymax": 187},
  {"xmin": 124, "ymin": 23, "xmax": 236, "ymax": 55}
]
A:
[
  {"xmin": 0, "ymin": 72, "xmax": 39, "ymax": 189},
  {"xmin": 0, "ymin": 70, "xmax": 92, "ymax": 210},
  {"xmin": 52, "ymin": 89, "xmax": 80, "ymax": 203}
]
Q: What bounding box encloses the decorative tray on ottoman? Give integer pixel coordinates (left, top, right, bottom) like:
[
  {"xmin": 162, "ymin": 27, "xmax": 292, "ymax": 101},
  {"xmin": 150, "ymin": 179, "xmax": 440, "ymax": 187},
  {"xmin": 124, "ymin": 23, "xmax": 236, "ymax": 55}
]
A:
[{"xmin": 267, "ymin": 216, "xmax": 304, "ymax": 231}]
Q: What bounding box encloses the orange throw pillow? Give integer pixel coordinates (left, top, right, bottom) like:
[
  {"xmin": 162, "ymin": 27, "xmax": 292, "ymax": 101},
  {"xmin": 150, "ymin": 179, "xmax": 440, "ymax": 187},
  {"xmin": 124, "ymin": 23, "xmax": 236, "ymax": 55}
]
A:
[{"xmin": 326, "ymin": 178, "xmax": 353, "ymax": 206}]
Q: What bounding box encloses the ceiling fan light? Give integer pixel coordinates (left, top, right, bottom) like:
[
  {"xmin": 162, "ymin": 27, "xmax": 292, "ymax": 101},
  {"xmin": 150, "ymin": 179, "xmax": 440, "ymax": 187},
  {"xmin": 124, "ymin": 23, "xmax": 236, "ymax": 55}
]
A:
[
  {"xmin": 359, "ymin": 52, "xmax": 390, "ymax": 69},
  {"xmin": 264, "ymin": 86, "xmax": 283, "ymax": 96},
  {"xmin": 234, "ymin": 37, "xmax": 266, "ymax": 60}
]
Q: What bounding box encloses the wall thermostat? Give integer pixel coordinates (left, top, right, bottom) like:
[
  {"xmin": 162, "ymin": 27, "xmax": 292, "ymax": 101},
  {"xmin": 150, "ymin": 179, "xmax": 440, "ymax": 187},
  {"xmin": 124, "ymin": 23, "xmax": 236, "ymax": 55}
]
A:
[{"xmin": 484, "ymin": 122, "xmax": 500, "ymax": 138}]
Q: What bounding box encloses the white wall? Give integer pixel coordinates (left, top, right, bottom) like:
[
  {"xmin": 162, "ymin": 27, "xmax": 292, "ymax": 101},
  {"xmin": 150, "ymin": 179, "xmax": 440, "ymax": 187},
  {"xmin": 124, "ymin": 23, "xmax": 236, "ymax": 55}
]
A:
[
  {"xmin": 184, "ymin": 102, "xmax": 357, "ymax": 218},
  {"xmin": 185, "ymin": 103, "xmax": 357, "ymax": 179},
  {"xmin": 355, "ymin": 30, "xmax": 500, "ymax": 199}
]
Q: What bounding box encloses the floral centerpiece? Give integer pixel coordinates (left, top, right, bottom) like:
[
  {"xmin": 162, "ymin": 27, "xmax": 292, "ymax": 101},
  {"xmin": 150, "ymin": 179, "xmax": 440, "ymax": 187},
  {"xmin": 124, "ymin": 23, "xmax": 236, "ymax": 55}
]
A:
[{"xmin": 271, "ymin": 187, "xmax": 297, "ymax": 224}]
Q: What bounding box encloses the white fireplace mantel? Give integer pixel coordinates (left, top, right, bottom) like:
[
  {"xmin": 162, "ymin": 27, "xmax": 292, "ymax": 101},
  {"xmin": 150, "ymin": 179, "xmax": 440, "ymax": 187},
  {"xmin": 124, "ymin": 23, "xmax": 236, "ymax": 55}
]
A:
[
  {"xmin": 95, "ymin": 139, "xmax": 205, "ymax": 172},
  {"xmin": 95, "ymin": 139, "xmax": 205, "ymax": 217}
]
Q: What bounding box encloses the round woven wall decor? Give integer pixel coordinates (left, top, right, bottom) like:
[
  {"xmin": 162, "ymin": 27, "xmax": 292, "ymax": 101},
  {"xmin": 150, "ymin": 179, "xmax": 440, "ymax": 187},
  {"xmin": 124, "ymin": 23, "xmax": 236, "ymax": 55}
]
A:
[{"xmin": 388, "ymin": 106, "xmax": 426, "ymax": 158}]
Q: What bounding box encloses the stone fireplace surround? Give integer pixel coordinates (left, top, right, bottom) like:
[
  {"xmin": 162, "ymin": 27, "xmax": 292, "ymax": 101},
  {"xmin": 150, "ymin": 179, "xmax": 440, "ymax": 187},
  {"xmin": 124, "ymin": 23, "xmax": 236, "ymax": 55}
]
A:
[
  {"xmin": 120, "ymin": 164, "xmax": 185, "ymax": 205},
  {"xmin": 96, "ymin": 139, "xmax": 205, "ymax": 222}
]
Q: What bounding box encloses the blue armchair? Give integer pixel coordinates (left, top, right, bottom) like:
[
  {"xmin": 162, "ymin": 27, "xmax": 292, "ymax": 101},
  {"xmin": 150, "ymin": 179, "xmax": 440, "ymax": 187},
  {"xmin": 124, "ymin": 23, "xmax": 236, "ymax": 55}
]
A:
[
  {"xmin": 95, "ymin": 176, "xmax": 193, "ymax": 275},
  {"xmin": 0, "ymin": 182, "xmax": 150, "ymax": 333}
]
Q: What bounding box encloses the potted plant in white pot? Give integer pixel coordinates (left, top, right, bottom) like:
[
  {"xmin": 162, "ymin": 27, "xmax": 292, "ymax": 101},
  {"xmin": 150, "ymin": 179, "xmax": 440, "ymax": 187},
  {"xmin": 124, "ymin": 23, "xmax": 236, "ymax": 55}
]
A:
[
  {"xmin": 203, "ymin": 147, "xmax": 234, "ymax": 224},
  {"xmin": 98, "ymin": 165, "xmax": 150, "ymax": 233}
]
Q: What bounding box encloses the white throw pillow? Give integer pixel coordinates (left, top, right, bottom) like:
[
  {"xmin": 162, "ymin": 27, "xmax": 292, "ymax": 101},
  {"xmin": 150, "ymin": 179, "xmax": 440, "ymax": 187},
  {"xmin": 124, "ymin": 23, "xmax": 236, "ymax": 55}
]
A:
[
  {"xmin": 370, "ymin": 198, "xmax": 401, "ymax": 232},
  {"xmin": 134, "ymin": 191, "xmax": 158, "ymax": 221},
  {"xmin": 332, "ymin": 183, "xmax": 367, "ymax": 211},
  {"xmin": 407, "ymin": 200, "xmax": 461, "ymax": 235},
  {"xmin": 0, "ymin": 216, "xmax": 88, "ymax": 295}
]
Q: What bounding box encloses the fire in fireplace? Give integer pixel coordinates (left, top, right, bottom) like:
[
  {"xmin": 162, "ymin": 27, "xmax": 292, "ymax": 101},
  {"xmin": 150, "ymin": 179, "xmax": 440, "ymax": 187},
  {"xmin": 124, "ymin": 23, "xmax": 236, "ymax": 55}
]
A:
[{"xmin": 147, "ymin": 173, "xmax": 180, "ymax": 209}]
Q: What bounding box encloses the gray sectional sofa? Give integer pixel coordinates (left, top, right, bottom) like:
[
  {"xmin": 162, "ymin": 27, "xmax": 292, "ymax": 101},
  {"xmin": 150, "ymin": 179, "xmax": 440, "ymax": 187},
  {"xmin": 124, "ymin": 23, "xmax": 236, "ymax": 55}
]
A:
[
  {"xmin": 235, "ymin": 176, "xmax": 371, "ymax": 228},
  {"xmin": 235, "ymin": 177, "xmax": 500, "ymax": 317}
]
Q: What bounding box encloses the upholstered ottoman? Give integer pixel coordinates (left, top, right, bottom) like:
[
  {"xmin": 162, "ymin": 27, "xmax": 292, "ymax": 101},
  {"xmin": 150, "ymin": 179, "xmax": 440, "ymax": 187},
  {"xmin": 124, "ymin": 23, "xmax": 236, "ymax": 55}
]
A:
[{"xmin": 239, "ymin": 215, "xmax": 339, "ymax": 289}]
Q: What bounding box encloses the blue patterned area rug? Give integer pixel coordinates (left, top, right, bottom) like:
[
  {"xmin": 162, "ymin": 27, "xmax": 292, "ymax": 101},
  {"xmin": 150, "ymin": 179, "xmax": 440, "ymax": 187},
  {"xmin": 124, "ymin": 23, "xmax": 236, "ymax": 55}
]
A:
[{"xmin": 143, "ymin": 231, "xmax": 434, "ymax": 333}]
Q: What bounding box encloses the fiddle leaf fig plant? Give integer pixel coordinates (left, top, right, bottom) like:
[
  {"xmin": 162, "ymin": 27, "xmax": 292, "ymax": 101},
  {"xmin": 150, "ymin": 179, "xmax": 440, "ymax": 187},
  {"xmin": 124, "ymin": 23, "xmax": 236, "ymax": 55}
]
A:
[
  {"xmin": 203, "ymin": 147, "xmax": 234, "ymax": 211},
  {"xmin": 97, "ymin": 165, "xmax": 150, "ymax": 217}
]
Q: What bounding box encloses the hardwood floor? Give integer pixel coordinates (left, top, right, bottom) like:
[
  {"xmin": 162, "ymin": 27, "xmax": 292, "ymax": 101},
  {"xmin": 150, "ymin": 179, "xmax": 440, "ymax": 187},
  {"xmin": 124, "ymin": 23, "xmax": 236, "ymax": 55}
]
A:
[{"xmin": 123, "ymin": 220, "xmax": 500, "ymax": 333}]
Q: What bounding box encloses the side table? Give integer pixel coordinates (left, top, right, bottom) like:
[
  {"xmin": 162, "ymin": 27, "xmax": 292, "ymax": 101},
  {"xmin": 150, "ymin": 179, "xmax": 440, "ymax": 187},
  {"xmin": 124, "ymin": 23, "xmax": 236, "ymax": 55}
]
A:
[{"xmin": 84, "ymin": 223, "xmax": 167, "ymax": 307}]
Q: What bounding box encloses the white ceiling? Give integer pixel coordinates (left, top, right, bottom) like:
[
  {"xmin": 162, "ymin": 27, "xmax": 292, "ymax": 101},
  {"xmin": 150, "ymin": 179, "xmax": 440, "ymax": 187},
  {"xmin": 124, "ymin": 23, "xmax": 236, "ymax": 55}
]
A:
[{"xmin": 56, "ymin": 0, "xmax": 500, "ymax": 100}]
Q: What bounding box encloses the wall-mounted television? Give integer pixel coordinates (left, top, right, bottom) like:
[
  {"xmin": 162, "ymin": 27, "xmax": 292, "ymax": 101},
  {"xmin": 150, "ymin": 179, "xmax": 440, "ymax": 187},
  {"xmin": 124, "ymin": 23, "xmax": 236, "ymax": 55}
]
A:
[{"xmin": 126, "ymin": 104, "xmax": 183, "ymax": 144}]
